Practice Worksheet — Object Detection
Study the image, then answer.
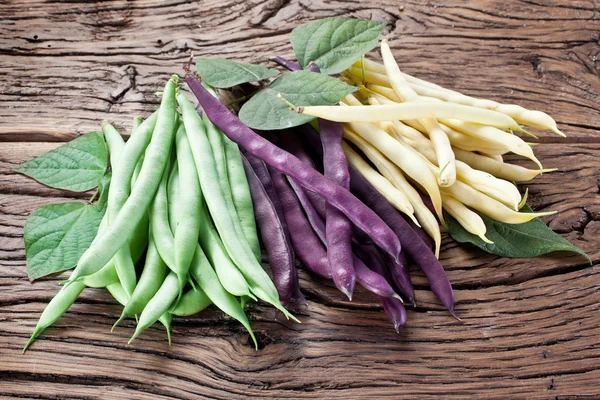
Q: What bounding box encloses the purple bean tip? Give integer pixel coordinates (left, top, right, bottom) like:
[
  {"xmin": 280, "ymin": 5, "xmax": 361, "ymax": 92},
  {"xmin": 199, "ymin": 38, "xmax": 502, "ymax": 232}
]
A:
[{"xmin": 449, "ymin": 307, "xmax": 462, "ymax": 322}]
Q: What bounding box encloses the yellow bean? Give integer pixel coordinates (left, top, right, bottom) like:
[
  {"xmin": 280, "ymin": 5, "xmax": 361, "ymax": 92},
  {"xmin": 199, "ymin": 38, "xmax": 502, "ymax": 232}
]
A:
[
  {"xmin": 342, "ymin": 120, "xmax": 444, "ymax": 223},
  {"xmin": 350, "ymin": 59, "xmax": 564, "ymax": 136},
  {"xmin": 443, "ymin": 180, "xmax": 555, "ymax": 224},
  {"xmin": 342, "ymin": 142, "xmax": 417, "ymax": 220},
  {"xmin": 441, "ymin": 192, "xmax": 493, "ymax": 244},
  {"xmin": 453, "ymin": 148, "xmax": 555, "ymax": 182},
  {"xmin": 295, "ymin": 101, "xmax": 521, "ymax": 130},
  {"xmin": 380, "ymin": 40, "xmax": 455, "ymax": 187},
  {"xmin": 442, "ymin": 119, "xmax": 543, "ymax": 170},
  {"xmin": 343, "ymin": 126, "xmax": 442, "ymax": 256}
]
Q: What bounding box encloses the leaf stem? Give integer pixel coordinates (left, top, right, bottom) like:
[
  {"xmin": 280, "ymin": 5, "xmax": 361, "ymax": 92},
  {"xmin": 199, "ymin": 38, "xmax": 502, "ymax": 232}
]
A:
[
  {"xmin": 277, "ymin": 94, "xmax": 300, "ymax": 112},
  {"xmin": 88, "ymin": 188, "xmax": 100, "ymax": 204}
]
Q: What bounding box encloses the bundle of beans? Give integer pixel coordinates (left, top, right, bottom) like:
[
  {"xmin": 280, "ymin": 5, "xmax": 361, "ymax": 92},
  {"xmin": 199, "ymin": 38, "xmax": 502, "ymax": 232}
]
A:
[
  {"xmin": 25, "ymin": 76, "xmax": 298, "ymax": 351},
  {"xmin": 187, "ymin": 75, "xmax": 456, "ymax": 331},
  {"xmin": 289, "ymin": 41, "xmax": 562, "ymax": 254}
]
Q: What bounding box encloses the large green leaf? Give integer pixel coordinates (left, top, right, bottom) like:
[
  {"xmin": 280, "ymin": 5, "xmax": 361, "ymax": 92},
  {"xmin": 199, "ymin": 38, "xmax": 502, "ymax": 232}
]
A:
[
  {"xmin": 196, "ymin": 58, "xmax": 279, "ymax": 88},
  {"xmin": 291, "ymin": 17, "xmax": 386, "ymax": 74},
  {"xmin": 446, "ymin": 205, "xmax": 590, "ymax": 261},
  {"xmin": 238, "ymin": 70, "xmax": 356, "ymax": 130},
  {"xmin": 24, "ymin": 202, "xmax": 104, "ymax": 280},
  {"xmin": 14, "ymin": 131, "xmax": 107, "ymax": 192}
]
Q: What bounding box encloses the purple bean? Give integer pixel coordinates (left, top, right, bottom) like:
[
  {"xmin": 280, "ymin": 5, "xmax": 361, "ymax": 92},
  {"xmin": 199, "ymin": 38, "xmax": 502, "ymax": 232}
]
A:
[
  {"xmin": 389, "ymin": 252, "xmax": 416, "ymax": 307},
  {"xmin": 243, "ymin": 152, "xmax": 304, "ymax": 303},
  {"xmin": 272, "ymin": 56, "xmax": 301, "ymax": 71},
  {"xmin": 187, "ymin": 75, "xmax": 402, "ymax": 261},
  {"xmin": 279, "ymin": 131, "xmax": 327, "ymax": 217},
  {"xmin": 286, "ymin": 176, "xmax": 326, "ymax": 243},
  {"xmin": 355, "ymin": 244, "xmax": 407, "ymax": 331},
  {"xmin": 285, "ymin": 170, "xmax": 398, "ymax": 300},
  {"xmin": 241, "ymin": 154, "xmax": 297, "ymax": 305},
  {"xmin": 269, "ymin": 165, "xmax": 331, "ymax": 279},
  {"xmin": 353, "ymin": 257, "xmax": 400, "ymax": 299},
  {"xmin": 243, "ymin": 152, "xmax": 289, "ymax": 242},
  {"xmin": 302, "ymin": 126, "xmax": 456, "ymax": 317},
  {"xmin": 308, "ymin": 63, "xmax": 321, "ymax": 73},
  {"xmin": 358, "ymin": 243, "xmax": 415, "ymax": 307},
  {"xmin": 402, "ymin": 213, "xmax": 434, "ymax": 252},
  {"xmin": 382, "ymin": 297, "xmax": 407, "ymax": 333},
  {"xmin": 319, "ymin": 117, "xmax": 356, "ymax": 300}
]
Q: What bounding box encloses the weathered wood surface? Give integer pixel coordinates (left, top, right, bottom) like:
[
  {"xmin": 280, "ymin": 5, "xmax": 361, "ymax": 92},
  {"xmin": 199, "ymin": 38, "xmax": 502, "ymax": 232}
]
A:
[{"xmin": 1, "ymin": 0, "xmax": 600, "ymax": 398}]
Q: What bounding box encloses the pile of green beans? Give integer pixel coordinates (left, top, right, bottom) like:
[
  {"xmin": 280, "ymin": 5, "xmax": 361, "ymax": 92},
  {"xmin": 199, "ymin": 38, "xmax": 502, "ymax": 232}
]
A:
[{"xmin": 24, "ymin": 76, "xmax": 295, "ymax": 351}]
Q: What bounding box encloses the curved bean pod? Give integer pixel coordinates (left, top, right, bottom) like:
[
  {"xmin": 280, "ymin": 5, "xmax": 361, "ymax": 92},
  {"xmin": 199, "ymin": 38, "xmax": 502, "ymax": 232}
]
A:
[
  {"xmin": 224, "ymin": 136, "xmax": 261, "ymax": 261},
  {"xmin": 241, "ymin": 154, "xmax": 297, "ymax": 305},
  {"xmin": 172, "ymin": 124, "xmax": 202, "ymax": 297},
  {"xmin": 243, "ymin": 153, "xmax": 304, "ymax": 303},
  {"xmin": 114, "ymin": 236, "xmax": 169, "ymax": 328},
  {"xmin": 269, "ymin": 165, "xmax": 331, "ymax": 279},
  {"xmin": 198, "ymin": 200, "xmax": 254, "ymax": 299},
  {"xmin": 172, "ymin": 287, "xmax": 212, "ymax": 317},
  {"xmin": 318, "ymin": 117, "xmax": 356, "ymax": 300}
]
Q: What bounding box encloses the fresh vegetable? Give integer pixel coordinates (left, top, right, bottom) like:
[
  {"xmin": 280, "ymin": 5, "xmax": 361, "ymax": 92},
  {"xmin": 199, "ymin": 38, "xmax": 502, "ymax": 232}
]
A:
[
  {"xmin": 319, "ymin": 118, "xmax": 356, "ymax": 300},
  {"xmin": 19, "ymin": 16, "xmax": 587, "ymax": 351},
  {"xmin": 241, "ymin": 154, "xmax": 298, "ymax": 305}
]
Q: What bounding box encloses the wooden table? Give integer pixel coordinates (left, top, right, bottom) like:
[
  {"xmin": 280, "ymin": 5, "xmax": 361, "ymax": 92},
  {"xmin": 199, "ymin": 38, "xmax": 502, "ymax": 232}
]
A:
[{"xmin": 2, "ymin": 1, "xmax": 600, "ymax": 398}]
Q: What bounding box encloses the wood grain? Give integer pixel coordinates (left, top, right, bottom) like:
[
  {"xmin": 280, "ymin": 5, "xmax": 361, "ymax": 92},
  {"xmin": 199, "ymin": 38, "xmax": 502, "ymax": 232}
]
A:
[{"xmin": 1, "ymin": 0, "xmax": 600, "ymax": 399}]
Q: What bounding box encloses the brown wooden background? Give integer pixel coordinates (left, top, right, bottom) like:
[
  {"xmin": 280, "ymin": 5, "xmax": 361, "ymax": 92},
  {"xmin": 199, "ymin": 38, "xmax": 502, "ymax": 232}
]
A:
[{"xmin": 1, "ymin": 1, "xmax": 600, "ymax": 398}]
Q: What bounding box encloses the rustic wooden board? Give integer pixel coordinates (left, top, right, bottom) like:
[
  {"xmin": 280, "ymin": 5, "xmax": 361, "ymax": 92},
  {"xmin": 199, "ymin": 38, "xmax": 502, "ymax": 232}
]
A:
[{"xmin": 1, "ymin": 0, "xmax": 600, "ymax": 399}]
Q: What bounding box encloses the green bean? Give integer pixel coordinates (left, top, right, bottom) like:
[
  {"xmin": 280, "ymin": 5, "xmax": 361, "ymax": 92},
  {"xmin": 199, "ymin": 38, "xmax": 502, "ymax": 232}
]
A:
[
  {"xmin": 101, "ymin": 122, "xmax": 136, "ymax": 294},
  {"xmin": 172, "ymin": 287, "xmax": 211, "ymax": 316},
  {"xmin": 178, "ymin": 94, "xmax": 296, "ymax": 322},
  {"xmin": 82, "ymin": 209, "xmax": 148, "ymax": 288},
  {"xmin": 68, "ymin": 77, "xmax": 176, "ymax": 282},
  {"xmin": 206, "ymin": 115, "xmax": 260, "ymax": 260},
  {"xmin": 113, "ymin": 235, "xmax": 168, "ymax": 328},
  {"xmin": 129, "ymin": 272, "xmax": 179, "ymax": 343},
  {"xmin": 223, "ymin": 135, "xmax": 260, "ymax": 260},
  {"xmin": 81, "ymin": 263, "xmax": 119, "ymax": 288},
  {"xmin": 24, "ymin": 282, "xmax": 85, "ymax": 352},
  {"xmin": 172, "ymin": 124, "xmax": 202, "ymax": 297},
  {"xmin": 204, "ymin": 113, "xmax": 230, "ymax": 198},
  {"xmin": 166, "ymin": 162, "xmax": 197, "ymax": 290},
  {"xmin": 204, "ymin": 116, "xmax": 254, "ymax": 252},
  {"xmin": 108, "ymin": 281, "xmax": 172, "ymax": 344},
  {"xmin": 188, "ymin": 244, "xmax": 257, "ymax": 349},
  {"xmin": 150, "ymin": 152, "xmax": 176, "ymax": 270},
  {"xmin": 103, "ymin": 121, "xmax": 138, "ymax": 296},
  {"xmin": 132, "ymin": 116, "xmax": 143, "ymax": 132},
  {"xmin": 102, "ymin": 121, "xmax": 125, "ymax": 169},
  {"xmin": 167, "ymin": 160, "xmax": 179, "ymax": 232},
  {"xmin": 198, "ymin": 201, "xmax": 254, "ymax": 298}
]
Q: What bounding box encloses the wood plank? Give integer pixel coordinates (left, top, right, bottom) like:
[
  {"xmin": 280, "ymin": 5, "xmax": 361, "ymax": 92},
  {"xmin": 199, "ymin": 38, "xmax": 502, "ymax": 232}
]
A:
[
  {"xmin": 2, "ymin": 0, "xmax": 600, "ymax": 398},
  {"xmin": 1, "ymin": 0, "xmax": 599, "ymax": 141}
]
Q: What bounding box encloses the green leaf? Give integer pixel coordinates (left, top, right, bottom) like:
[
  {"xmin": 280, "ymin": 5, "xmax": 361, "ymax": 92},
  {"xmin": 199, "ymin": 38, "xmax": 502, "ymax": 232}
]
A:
[
  {"xmin": 14, "ymin": 131, "xmax": 108, "ymax": 192},
  {"xmin": 291, "ymin": 17, "xmax": 386, "ymax": 74},
  {"xmin": 196, "ymin": 58, "xmax": 279, "ymax": 88},
  {"xmin": 239, "ymin": 70, "xmax": 356, "ymax": 130},
  {"xmin": 446, "ymin": 205, "xmax": 590, "ymax": 262},
  {"xmin": 24, "ymin": 202, "xmax": 105, "ymax": 281}
]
